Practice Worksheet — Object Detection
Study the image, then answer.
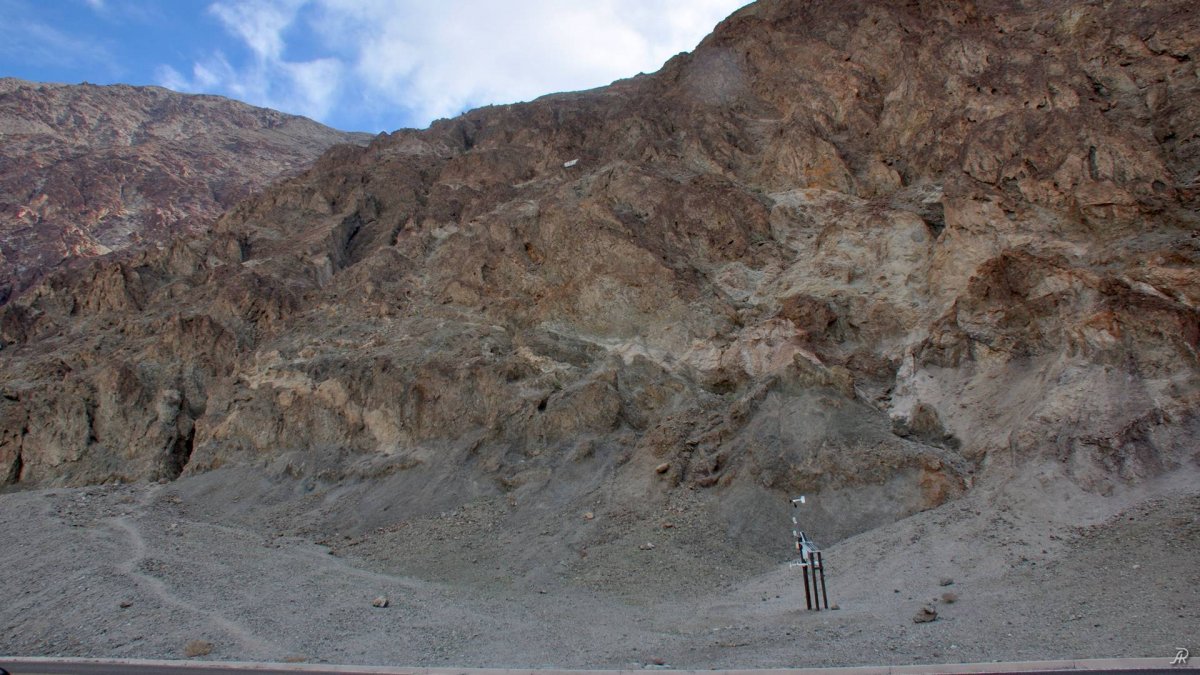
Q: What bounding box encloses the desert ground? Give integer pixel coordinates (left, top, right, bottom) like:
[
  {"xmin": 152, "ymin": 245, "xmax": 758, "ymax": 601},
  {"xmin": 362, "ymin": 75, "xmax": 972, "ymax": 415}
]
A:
[{"xmin": 2, "ymin": 462, "xmax": 1196, "ymax": 670}]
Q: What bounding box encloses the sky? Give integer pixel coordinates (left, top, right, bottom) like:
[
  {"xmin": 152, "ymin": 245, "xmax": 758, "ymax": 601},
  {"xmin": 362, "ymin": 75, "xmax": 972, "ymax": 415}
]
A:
[{"xmin": 0, "ymin": 0, "xmax": 751, "ymax": 133}]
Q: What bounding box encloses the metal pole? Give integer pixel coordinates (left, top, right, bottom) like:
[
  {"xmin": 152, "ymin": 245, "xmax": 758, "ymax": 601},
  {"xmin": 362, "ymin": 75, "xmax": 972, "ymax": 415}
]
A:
[
  {"xmin": 791, "ymin": 495, "xmax": 832, "ymax": 611},
  {"xmin": 817, "ymin": 551, "xmax": 829, "ymax": 609},
  {"xmin": 813, "ymin": 552, "xmax": 822, "ymax": 609},
  {"xmin": 802, "ymin": 561, "xmax": 813, "ymax": 610}
]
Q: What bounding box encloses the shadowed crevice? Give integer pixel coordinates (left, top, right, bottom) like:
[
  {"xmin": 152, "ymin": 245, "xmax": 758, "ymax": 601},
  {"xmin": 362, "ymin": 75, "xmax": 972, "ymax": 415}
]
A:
[
  {"xmin": 4, "ymin": 448, "xmax": 20, "ymax": 485},
  {"xmin": 166, "ymin": 421, "xmax": 196, "ymax": 480}
]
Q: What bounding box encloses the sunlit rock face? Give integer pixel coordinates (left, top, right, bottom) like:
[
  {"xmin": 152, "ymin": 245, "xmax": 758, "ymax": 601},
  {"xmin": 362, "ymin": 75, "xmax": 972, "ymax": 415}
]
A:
[
  {"xmin": 1, "ymin": 0, "xmax": 1196, "ymax": 549},
  {"xmin": 0, "ymin": 78, "xmax": 371, "ymax": 302}
]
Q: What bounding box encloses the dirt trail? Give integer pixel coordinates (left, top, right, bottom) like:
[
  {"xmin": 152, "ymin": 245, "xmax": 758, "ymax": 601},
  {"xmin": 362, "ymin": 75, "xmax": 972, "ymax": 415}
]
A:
[
  {"xmin": 106, "ymin": 512, "xmax": 279, "ymax": 659},
  {"xmin": 1, "ymin": 467, "xmax": 1196, "ymax": 668}
]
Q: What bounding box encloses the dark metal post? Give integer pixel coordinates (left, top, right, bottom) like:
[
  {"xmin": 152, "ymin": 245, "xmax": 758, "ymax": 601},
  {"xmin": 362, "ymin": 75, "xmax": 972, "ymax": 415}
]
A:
[
  {"xmin": 802, "ymin": 561, "xmax": 813, "ymax": 610},
  {"xmin": 790, "ymin": 495, "xmax": 830, "ymax": 611},
  {"xmin": 817, "ymin": 551, "xmax": 829, "ymax": 609}
]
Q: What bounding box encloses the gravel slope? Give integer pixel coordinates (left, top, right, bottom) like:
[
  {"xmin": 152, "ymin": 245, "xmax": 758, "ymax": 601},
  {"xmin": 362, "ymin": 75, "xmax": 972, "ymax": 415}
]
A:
[{"xmin": 1, "ymin": 465, "xmax": 1196, "ymax": 669}]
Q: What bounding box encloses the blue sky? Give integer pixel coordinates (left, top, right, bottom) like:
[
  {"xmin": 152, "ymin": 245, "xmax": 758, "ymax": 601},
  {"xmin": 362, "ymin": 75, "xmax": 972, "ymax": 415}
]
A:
[{"xmin": 0, "ymin": 0, "xmax": 750, "ymax": 133}]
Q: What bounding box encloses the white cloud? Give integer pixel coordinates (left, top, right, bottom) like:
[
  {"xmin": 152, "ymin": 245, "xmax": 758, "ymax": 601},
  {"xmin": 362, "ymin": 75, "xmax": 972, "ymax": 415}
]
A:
[
  {"xmin": 82, "ymin": 0, "xmax": 104, "ymax": 10},
  {"xmin": 157, "ymin": 0, "xmax": 750, "ymax": 130},
  {"xmin": 209, "ymin": 0, "xmax": 302, "ymax": 61},
  {"xmin": 158, "ymin": 1, "xmax": 342, "ymax": 121}
]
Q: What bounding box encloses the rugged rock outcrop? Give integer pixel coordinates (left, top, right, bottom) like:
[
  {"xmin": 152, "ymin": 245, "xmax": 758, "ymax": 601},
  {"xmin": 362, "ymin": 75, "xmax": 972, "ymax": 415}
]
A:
[
  {"xmin": 1, "ymin": 0, "xmax": 1197, "ymax": 550},
  {"xmin": 0, "ymin": 78, "xmax": 371, "ymax": 301}
]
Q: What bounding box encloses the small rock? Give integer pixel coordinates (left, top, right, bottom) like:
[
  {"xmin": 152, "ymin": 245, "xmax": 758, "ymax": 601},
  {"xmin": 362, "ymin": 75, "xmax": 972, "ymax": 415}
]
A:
[
  {"xmin": 913, "ymin": 605, "xmax": 938, "ymax": 623},
  {"xmin": 118, "ymin": 600, "xmax": 133, "ymax": 609},
  {"xmin": 372, "ymin": 595, "xmax": 389, "ymax": 608},
  {"xmin": 830, "ymin": 603, "xmax": 840, "ymax": 610},
  {"xmin": 649, "ymin": 656, "xmax": 666, "ymax": 666},
  {"xmin": 583, "ymin": 511, "xmax": 594, "ymax": 520},
  {"xmin": 662, "ymin": 522, "xmax": 674, "ymax": 529},
  {"xmin": 941, "ymin": 591, "xmax": 958, "ymax": 604},
  {"xmin": 654, "ymin": 462, "xmax": 670, "ymax": 474},
  {"xmin": 184, "ymin": 640, "xmax": 213, "ymax": 657},
  {"xmin": 639, "ymin": 542, "xmax": 656, "ymax": 550},
  {"xmin": 938, "ymin": 577, "xmax": 954, "ymax": 586}
]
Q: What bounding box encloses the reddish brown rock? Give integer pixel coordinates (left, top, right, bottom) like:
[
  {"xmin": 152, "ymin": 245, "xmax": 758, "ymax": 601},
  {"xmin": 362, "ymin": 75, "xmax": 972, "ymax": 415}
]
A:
[
  {"xmin": 183, "ymin": 640, "xmax": 213, "ymax": 658},
  {"xmin": 0, "ymin": 79, "xmax": 370, "ymax": 302},
  {"xmin": 0, "ymin": 0, "xmax": 1196, "ymax": 553}
]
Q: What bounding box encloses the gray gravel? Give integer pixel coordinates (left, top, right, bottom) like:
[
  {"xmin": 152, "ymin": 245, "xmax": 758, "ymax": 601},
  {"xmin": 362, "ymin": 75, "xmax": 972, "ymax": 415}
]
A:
[{"xmin": 1, "ymin": 465, "xmax": 1196, "ymax": 669}]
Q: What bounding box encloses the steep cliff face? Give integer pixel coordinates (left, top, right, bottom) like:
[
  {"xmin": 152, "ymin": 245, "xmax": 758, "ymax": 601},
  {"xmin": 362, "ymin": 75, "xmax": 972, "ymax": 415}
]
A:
[
  {"xmin": 0, "ymin": 79, "xmax": 371, "ymax": 302},
  {"xmin": 1, "ymin": 0, "xmax": 1196, "ymax": 549}
]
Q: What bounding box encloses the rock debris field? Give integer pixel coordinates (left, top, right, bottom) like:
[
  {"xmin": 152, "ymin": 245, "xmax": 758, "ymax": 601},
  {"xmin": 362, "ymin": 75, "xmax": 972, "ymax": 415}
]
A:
[
  {"xmin": 2, "ymin": 0, "xmax": 1199, "ymax": 668},
  {"xmin": 1, "ymin": 465, "xmax": 1196, "ymax": 669}
]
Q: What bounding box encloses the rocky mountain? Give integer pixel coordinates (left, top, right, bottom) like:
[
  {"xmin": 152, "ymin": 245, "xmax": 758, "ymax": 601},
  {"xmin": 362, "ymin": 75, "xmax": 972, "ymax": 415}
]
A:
[
  {"xmin": 1, "ymin": 0, "xmax": 1196, "ymax": 555},
  {"xmin": 0, "ymin": 78, "xmax": 371, "ymax": 302}
]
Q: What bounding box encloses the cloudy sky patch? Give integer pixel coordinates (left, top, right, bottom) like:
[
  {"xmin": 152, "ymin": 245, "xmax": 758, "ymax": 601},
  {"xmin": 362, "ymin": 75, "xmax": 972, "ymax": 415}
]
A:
[{"xmin": 0, "ymin": 0, "xmax": 750, "ymax": 132}]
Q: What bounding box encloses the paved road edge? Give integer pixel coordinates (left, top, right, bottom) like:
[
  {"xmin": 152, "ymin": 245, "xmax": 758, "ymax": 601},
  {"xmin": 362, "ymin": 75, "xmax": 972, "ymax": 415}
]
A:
[{"xmin": 0, "ymin": 655, "xmax": 1197, "ymax": 673}]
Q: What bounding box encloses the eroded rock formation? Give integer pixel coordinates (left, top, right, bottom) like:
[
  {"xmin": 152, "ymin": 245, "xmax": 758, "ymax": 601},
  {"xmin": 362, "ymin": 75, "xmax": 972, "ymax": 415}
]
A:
[
  {"xmin": 1, "ymin": 0, "xmax": 1197, "ymax": 548},
  {"xmin": 0, "ymin": 78, "xmax": 370, "ymax": 301}
]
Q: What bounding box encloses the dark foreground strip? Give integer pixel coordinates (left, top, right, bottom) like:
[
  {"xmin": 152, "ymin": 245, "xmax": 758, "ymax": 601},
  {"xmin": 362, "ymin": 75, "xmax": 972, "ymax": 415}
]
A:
[{"xmin": 0, "ymin": 656, "xmax": 1194, "ymax": 675}]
